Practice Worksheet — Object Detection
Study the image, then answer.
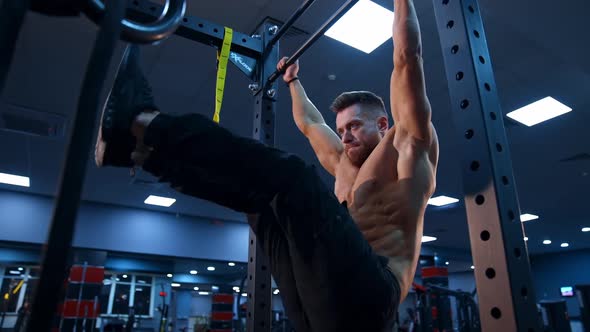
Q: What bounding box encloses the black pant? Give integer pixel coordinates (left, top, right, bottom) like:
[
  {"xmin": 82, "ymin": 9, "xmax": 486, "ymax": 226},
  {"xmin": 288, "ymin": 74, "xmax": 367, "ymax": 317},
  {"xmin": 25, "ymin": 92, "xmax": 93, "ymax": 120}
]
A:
[{"xmin": 141, "ymin": 113, "xmax": 400, "ymax": 332}]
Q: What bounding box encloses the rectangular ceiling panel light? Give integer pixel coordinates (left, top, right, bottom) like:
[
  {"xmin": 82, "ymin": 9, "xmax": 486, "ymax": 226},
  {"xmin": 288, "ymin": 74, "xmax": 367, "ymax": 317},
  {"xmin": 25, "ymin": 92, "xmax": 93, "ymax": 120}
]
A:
[
  {"xmin": 144, "ymin": 195, "xmax": 176, "ymax": 207},
  {"xmin": 422, "ymin": 236, "xmax": 437, "ymax": 243},
  {"xmin": 428, "ymin": 195, "xmax": 459, "ymax": 207},
  {"xmin": 0, "ymin": 172, "xmax": 30, "ymax": 187},
  {"xmin": 520, "ymin": 214, "xmax": 539, "ymax": 222},
  {"xmin": 324, "ymin": 0, "xmax": 394, "ymax": 54},
  {"xmin": 506, "ymin": 97, "xmax": 572, "ymax": 127}
]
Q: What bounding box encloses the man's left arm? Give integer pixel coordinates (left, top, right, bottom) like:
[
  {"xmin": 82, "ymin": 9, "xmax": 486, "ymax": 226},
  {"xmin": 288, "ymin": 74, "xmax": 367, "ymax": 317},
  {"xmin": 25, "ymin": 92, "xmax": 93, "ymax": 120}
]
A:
[
  {"xmin": 390, "ymin": 0, "xmax": 433, "ymax": 144},
  {"xmin": 388, "ymin": 0, "xmax": 439, "ymax": 302}
]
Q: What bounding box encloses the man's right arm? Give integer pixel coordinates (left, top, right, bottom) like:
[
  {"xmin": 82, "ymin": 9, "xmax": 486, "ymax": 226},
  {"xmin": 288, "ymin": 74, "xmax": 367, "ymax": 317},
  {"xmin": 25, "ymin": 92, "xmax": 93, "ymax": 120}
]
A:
[{"xmin": 287, "ymin": 78, "xmax": 343, "ymax": 176}]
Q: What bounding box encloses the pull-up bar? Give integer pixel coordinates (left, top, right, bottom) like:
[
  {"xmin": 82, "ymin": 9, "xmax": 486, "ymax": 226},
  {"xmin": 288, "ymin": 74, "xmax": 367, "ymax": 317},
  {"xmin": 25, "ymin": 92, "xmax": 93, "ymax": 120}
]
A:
[
  {"xmin": 263, "ymin": 0, "xmax": 360, "ymax": 91},
  {"xmin": 265, "ymin": 0, "xmax": 317, "ymax": 51}
]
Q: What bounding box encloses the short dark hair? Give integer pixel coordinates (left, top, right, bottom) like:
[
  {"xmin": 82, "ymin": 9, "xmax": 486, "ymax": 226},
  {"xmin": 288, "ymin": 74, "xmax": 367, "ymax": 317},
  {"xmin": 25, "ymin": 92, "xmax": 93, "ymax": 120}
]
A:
[{"xmin": 329, "ymin": 91, "xmax": 387, "ymax": 119}]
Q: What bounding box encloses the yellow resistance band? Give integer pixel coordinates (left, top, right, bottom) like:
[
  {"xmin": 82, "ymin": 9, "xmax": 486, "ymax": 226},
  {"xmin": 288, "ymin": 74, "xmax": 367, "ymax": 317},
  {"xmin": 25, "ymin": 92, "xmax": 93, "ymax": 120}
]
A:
[
  {"xmin": 3, "ymin": 279, "xmax": 25, "ymax": 300},
  {"xmin": 214, "ymin": 27, "xmax": 233, "ymax": 123},
  {"xmin": 12, "ymin": 279, "xmax": 24, "ymax": 295}
]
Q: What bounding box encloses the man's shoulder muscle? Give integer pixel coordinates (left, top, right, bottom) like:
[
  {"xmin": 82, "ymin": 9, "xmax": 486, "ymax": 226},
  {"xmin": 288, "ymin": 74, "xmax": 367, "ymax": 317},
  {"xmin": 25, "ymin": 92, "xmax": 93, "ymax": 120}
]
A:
[{"xmin": 392, "ymin": 123, "xmax": 438, "ymax": 189}]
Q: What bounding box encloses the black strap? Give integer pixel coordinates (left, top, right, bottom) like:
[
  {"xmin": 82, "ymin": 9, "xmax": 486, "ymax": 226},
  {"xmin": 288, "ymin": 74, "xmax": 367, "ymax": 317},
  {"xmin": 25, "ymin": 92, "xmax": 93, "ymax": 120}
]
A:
[{"xmin": 286, "ymin": 76, "xmax": 299, "ymax": 86}]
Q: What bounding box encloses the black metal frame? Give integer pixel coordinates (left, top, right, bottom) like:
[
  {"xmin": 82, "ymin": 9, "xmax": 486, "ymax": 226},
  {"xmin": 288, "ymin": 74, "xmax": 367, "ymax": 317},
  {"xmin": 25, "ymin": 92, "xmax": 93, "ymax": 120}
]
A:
[
  {"xmin": 125, "ymin": 0, "xmax": 263, "ymax": 77},
  {"xmin": 25, "ymin": 1, "xmax": 129, "ymax": 331},
  {"xmin": 0, "ymin": 0, "xmax": 29, "ymax": 94},
  {"xmin": 244, "ymin": 19, "xmax": 280, "ymax": 332},
  {"xmin": 430, "ymin": 285, "xmax": 481, "ymax": 332},
  {"xmin": 432, "ymin": 0, "xmax": 541, "ymax": 330},
  {"xmin": 414, "ymin": 284, "xmax": 481, "ymax": 332},
  {"xmin": 263, "ymin": 0, "xmax": 359, "ymax": 89}
]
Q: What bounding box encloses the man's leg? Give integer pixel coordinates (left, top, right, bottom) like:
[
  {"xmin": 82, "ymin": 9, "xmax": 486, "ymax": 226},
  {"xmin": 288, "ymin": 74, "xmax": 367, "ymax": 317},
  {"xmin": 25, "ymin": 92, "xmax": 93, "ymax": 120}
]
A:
[
  {"xmin": 95, "ymin": 44, "xmax": 315, "ymax": 330},
  {"xmin": 252, "ymin": 208, "xmax": 311, "ymax": 332},
  {"xmin": 267, "ymin": 165, "xmax": 400, "ymax": 332},
  {"xmin": 130, "ymin": 112, "xmax": 398, "ymax": 330},
  {"xmin": 96, "ymin": 46, "xmax": 398, "ymax": 331},
  {"xmin": 131, "ymin": 112, "xmax": 324, "ymax": 332},
  {"xmin": 133, "ymin": 111, "xmax": 305, "ymax": 214},
  {"xmin": 131, "ymin": 113, "xmax": 399, "ymax": 331}
]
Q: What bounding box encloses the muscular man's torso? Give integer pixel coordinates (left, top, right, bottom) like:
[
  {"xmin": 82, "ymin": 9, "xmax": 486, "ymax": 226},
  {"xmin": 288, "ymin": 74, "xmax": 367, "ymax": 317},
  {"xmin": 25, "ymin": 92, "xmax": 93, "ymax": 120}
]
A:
[{"xmin": 334, "ymin": 125, "xmax": 438, "ymax": 296}]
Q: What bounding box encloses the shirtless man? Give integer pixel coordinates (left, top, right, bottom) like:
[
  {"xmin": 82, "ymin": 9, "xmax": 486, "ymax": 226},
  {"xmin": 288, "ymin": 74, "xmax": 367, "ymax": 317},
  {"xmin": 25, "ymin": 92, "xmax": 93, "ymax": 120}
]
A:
[
  {"xmin": 280, "ymin": 0, "xmax": 438, "ymax": 301},
  {"xmin": 94, "ymin": 0, "xmax": 437, "ymax": 330}
]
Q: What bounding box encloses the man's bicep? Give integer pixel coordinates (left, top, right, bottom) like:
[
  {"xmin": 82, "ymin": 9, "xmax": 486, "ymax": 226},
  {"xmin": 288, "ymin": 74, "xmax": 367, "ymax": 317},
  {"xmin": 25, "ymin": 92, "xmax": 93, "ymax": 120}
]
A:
[
  {"xmin": 390, "ymin": 61, "xmax": 432, "ymax": 142},
  {"xmin": 305, "ymin": 123, "xmax": 343, "ymax": 175}
]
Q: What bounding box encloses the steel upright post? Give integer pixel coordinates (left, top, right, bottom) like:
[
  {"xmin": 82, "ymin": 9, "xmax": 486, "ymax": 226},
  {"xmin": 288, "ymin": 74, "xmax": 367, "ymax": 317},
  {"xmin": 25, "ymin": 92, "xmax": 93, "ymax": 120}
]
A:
[
  {"xmin": 246, "ymin": 19, "xmax": 280, "ymax": 332},
  {"xmin": 431, "ymin": 0, "xmax": 543, "ymax": 330}
]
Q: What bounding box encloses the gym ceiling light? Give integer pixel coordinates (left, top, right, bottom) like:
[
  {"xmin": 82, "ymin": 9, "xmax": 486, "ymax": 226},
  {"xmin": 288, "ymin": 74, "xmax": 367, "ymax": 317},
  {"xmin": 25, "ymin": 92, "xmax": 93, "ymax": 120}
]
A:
[
  {"xmin": 0, "ymin": 172, "xmax": 30, "ymax": 187},
  {"xmin": 506, "ymin": 97, "xmax": 572, "ymax": 127},
  {"xmin": 324, "ymin": 0, "xmax": 394, "ymax": 54},
  {"xmin": 144, "ymin": 195, "xmax": 176, "ymax": 207},
  {"xmin": 428, "ymin": 195, "xmax": 459, "ymax": 207},
  {"xmin": 421, "ymin": 236, "xmax": 437, "ymax": 243},
  {"xmin": 520, "ymin": 214, "xmax": 539, "ymax": 222}
]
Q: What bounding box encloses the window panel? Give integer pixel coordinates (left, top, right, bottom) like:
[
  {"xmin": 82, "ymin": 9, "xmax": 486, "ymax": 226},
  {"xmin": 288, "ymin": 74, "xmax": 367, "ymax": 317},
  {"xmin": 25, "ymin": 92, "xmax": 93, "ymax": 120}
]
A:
[
  {"xmin": 112, "ymin": 284, "xmax": 131, "ymax": 315},
  {"xmin": 100, "ymin": 276, "xmax": 113, "ymax": 314},
  {"xmin": 96, "ymin": 273, "xmax": 154, "ymax": 316},
  {"xmin": 133, "ymin": 285, "xmax": 151, "ymax": 316},
  {"xmin": 0, "ymin": 267, "xmax": 156, "ymax": 317}
]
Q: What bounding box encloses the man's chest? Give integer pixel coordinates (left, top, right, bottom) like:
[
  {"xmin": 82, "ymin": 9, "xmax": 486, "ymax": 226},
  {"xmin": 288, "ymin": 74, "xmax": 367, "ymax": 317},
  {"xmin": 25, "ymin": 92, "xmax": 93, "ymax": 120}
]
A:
[
  {"xmin": 334, "ymin": 139, "xmax": 399, "ymax": 204},
  {"xmin": 334, "ymin": 165, "xmax": 358, "ymax": 203}
]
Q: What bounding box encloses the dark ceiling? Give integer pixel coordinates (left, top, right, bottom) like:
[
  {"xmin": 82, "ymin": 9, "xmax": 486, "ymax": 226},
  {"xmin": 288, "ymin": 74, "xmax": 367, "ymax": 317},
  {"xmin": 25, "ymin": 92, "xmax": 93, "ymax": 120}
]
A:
[{"xmin": 0, "ymin": 0, "xmax": 589, "ymax": 261}]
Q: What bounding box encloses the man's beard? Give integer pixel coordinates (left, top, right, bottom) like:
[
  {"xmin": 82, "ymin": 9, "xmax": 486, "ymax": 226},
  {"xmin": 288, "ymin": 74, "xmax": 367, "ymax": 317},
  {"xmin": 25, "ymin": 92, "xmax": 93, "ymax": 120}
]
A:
[{"xmin": 347, "ymin": 145, "xmax": 373, "ymax": 167}]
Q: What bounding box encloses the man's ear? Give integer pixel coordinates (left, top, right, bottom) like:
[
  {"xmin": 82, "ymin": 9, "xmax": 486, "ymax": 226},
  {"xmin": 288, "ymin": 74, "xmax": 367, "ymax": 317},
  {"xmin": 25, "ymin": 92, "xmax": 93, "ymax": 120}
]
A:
[{"xmin": 377, "ymin": 116, "xmax": 389, "ymax": 133}]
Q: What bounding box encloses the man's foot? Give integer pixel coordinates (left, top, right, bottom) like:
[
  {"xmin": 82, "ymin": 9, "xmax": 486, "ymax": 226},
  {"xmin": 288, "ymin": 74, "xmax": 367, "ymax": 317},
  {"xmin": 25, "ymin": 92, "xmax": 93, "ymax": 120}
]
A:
[{"xmin": 95, "ymin": 44, "xmax": 158, "ymax": 167}]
